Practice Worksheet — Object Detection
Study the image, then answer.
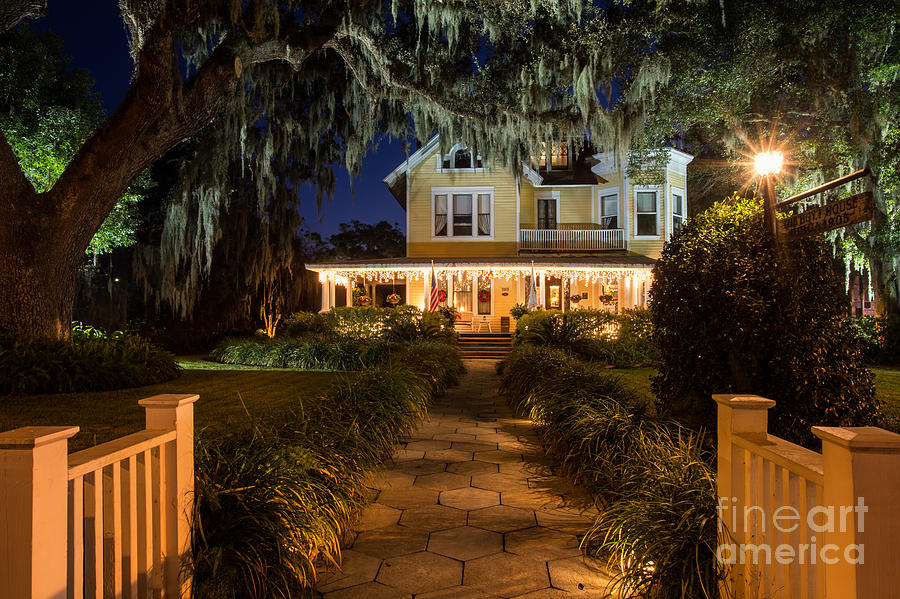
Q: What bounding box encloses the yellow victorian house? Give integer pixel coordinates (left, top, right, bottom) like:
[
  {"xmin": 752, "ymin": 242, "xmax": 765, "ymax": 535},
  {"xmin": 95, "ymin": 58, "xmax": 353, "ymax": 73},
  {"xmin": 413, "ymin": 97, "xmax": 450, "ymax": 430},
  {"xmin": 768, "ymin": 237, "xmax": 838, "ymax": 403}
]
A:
[{"xmin": 307, "ymin": 136, "xmax": 692, "ymax": 333}]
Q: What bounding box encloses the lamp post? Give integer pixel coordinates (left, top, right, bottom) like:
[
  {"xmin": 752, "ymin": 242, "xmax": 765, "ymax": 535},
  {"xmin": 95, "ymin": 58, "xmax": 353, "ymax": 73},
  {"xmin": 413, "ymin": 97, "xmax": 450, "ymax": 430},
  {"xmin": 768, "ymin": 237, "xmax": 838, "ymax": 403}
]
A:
[{"xmin": 754, "ymin": 151, "xmax": 783, "ymax": 242}]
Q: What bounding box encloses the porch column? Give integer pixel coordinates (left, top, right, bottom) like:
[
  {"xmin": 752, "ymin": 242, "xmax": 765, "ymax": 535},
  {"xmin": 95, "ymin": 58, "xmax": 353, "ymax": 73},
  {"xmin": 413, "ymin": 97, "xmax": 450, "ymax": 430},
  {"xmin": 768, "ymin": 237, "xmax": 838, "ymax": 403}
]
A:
[{"xmin": 539, "ymin": 271, "xmax": 546, "ymax": 309}]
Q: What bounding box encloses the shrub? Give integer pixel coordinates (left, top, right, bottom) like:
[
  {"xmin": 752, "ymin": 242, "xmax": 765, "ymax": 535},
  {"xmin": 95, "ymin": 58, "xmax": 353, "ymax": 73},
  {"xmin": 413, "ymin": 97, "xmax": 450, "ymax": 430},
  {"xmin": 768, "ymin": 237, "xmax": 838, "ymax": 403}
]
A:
[
  {"xmin": 279, "ymin": 311, "xmax": 328, "ymax": 337},
  {"xmin": 0, "ymin": 330, "xmax": 180, "ymax": 395},
  {"xmin": 651, "ymin": 196, "xmax": 880, "ymax": 446},
  {"xmin": 192, "ymin": 344, "xmax": 463, "ymax": 598},
  {"xmin": 851, "ymin": 314, "xmax": 900, "ymax": 366},
  {"xmin": 498, "ymin": 346, "xmax": 719, "ymax": 597},
  {"xmin": 514, "ymin": 308, "xmax": 656, "ymax": 367}
]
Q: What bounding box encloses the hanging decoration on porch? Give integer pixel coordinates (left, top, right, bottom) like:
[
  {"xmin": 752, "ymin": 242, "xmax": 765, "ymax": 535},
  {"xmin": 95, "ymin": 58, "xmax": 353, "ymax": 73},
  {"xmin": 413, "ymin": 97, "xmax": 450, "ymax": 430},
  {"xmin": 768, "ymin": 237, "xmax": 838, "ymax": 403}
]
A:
[
  {"xmin": 386, "ymin": 293, "xmax": 402, "ymax": 305},
  {"xmin": 437, "ymin": 289, "xmax": 448, "ymax": 302},
  {"xmin": 570, "ymin": 294, "xmax": 582, "ymax": 304},
  {"xmin": 317, "ymin": 266, "xmax": 653, "ymax": 286},
  {"xmin": 599, "ymin": 293, "xmax": 616, "ymax": 305},
  {"xmin": 478, "ymin": 289, "xmax": 491, "ymax": 303}
]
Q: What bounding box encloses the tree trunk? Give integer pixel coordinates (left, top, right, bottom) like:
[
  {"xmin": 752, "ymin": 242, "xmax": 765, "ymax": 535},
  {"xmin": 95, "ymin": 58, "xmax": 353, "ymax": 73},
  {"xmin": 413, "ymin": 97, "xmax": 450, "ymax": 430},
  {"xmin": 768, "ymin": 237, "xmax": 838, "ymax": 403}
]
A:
[
  {"xmin": 0, "ymin": 221, "xmax": 79, "ymax": 339},
  {"xmin": 862, "ymin": 179, "xmax": 899, "ymax": 318}
]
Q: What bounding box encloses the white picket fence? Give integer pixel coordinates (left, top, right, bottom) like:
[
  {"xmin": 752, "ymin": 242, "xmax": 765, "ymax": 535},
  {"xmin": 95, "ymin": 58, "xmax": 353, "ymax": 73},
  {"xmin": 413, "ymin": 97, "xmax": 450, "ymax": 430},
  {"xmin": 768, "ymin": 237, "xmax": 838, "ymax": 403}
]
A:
[
  {"xmin": 0, "ymin": 394, "xmax": 197, "ymax": 599},
  {"xmin": 715, "ymin": 394, "xmax": 900, "ymax": 598},
  {"xmin": 519, "ymin": 228, "xmax": 625, "ymax": 251}
]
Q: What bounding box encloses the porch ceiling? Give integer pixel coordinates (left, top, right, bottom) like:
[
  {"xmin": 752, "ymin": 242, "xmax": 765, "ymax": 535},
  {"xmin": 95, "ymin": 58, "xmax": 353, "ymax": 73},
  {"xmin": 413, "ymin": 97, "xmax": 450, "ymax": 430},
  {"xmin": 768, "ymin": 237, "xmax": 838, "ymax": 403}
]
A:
[{"xmin": 306, "ymin": 254, "xmax": 655, "ymax": 272}]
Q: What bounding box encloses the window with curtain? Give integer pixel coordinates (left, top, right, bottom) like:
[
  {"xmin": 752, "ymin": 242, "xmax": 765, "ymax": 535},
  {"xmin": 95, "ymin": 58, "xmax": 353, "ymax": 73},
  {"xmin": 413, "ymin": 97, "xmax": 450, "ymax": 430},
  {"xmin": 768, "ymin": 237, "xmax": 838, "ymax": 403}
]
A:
[
  {"xmin": 454, "ymin": 277, "xmax": 473, "ymax": 313},
  {"xmin": 477, "ymin": 193, "xmax": 491, "ymax": 236},
  {"xmin": 453, "ymin": 194, "xmax": 473, "ymax": 236},
  {"xmin": 432, "ymin": 189, "xmax": 493, "ymax": 238},
  {"xmin": 537, "ymin": 197, "xmax": 557, "ymax": 229},
  {"xmin": 434, "ymin": 194, "xmax": 448, "ymax": 236},
  {"xmin": 601, "ymin": 193, "xmax": 618, "ymax": 228},
  {"xmin": 636, "ymin": 190, "xmax": 658, "ymax": 236},
  {"xmin": 672, "ymin": 191, "xmax": 685, "ymax": 233}
]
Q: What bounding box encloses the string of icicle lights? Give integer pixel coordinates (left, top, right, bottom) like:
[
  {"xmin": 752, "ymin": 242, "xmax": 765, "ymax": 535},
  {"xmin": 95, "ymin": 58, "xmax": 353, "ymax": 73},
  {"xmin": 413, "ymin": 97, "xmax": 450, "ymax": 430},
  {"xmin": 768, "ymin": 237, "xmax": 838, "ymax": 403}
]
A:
[{"xmin": 317, "ymin": 267, "xmax": 653, "ymax": 285}]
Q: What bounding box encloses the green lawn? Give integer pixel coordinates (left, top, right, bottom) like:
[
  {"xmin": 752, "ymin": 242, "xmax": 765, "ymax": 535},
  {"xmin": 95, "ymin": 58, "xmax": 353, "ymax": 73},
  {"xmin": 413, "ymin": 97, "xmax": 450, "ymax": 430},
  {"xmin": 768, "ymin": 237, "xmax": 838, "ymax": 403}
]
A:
[
  {"xmin": 609, "ymin": 366, "xmax": 900, "ymax": 430},
  {"xmin": 0, "ymin": 362, "xmax": 342, "ymax": 452}
]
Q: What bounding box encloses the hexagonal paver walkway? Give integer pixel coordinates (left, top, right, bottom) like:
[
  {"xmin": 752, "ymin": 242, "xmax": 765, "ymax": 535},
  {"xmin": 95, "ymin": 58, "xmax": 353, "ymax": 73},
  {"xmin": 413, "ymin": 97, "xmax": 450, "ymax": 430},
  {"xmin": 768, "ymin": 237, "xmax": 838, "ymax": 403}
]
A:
[{"xmin": 315, "ymin": 360, "xmax": 617, "ymax": 598}]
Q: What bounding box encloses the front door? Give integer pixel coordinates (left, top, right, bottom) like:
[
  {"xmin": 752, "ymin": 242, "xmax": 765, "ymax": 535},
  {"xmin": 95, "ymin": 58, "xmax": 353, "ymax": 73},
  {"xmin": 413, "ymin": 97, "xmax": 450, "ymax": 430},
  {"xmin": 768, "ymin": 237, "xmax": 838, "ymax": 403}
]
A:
[{"xmin": 545, "ymin": 276, "xmax": 562, "ymax": 309}]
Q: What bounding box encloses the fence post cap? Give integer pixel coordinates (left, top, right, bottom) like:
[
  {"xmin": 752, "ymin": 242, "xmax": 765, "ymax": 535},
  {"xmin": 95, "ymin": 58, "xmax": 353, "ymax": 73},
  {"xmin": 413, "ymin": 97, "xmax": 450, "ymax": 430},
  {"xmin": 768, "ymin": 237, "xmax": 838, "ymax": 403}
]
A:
[
  {"xmin": 712, "ymin": 394, "xmax": 776, "ymax": 409},
  {"xmin": 812, "ymin": 426, "xmax": 900, "ymax": 453},
  {"xmin": 138, "ymin": 394, "xmax": 199, "ymax": 408},
  {"xmin": 0, "ymin": 426, "xmax": 79, "ymax": 448}
]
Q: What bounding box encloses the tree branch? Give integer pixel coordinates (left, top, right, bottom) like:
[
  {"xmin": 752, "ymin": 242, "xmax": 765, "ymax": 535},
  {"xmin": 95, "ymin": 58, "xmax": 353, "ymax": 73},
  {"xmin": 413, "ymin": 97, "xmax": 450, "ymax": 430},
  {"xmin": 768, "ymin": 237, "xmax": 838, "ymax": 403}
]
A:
[
  {"xmin": 0, "ymin": 129, "xmax": 35, "ymax": 207},
  {"xmin": 0, "ymin": 0, "xmax": 45, "ymax": 34}
]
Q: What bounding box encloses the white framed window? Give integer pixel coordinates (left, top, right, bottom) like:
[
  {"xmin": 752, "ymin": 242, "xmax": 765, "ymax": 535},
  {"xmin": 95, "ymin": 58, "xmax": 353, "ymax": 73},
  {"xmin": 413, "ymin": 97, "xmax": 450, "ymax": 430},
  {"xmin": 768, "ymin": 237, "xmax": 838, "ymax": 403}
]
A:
[
  {"xmin": 438, "ymin": 144, "xmax": 484, "ymax": 171},
  {"xmin": 634, "ymin": 187, "xmax": 659, "ymax": 237},
  {"xmin": 671, "ymin": 187, "xmax": 685, "ymax": 234},
  {"xmin": 432, "ymin": 187, "xmax": 494, "ymax": 239},
  {"xmin": 599, "ymin": 190, "xmax": 619, "ymax": 229}
]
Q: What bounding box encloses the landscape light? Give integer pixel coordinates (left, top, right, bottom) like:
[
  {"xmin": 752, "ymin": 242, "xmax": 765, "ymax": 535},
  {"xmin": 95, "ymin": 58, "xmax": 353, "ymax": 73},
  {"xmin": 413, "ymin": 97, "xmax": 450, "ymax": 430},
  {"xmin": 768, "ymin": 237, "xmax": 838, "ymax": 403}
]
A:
[{"xmin": 754, "ymin": 151, "xmax": 783, "ymax": 176}]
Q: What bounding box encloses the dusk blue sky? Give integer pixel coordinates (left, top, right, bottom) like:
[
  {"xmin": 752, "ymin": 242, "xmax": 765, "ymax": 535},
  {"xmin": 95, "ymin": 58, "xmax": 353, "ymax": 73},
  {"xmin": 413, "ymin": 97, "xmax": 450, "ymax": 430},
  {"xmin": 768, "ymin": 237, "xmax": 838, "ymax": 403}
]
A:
[{"xmin": 34, "ymin": 1, "xmax": 407, "ymax": 237}]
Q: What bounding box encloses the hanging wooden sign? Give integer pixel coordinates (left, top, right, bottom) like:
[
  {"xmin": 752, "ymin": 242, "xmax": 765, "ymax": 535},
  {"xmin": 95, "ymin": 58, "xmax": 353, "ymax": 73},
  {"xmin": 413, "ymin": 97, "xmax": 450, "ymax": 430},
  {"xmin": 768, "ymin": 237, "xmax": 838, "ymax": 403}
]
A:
[{"xmin": 778, "ymin": 192, "xmax": 874, "ymax": 240}]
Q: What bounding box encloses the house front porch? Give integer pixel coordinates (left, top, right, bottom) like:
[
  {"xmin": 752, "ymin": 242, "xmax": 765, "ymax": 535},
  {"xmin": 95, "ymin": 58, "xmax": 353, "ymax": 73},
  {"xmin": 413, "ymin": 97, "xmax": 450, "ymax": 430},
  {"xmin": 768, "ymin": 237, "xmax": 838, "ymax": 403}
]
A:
[{"xmin": 306, "ymin": 256, "xmax": 655, "ymax": 332}]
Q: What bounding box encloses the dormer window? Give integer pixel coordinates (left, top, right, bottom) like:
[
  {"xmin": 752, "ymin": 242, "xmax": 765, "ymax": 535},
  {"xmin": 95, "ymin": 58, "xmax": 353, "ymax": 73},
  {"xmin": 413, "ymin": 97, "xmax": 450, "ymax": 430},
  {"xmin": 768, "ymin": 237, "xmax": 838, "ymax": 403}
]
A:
[
  {"xmin": 534, "ymin": 140, "xmax": 571, "ymax": 171},
  {"xmin": 439, "ymin": 144, "xmax": 483, "ymax": 171}
]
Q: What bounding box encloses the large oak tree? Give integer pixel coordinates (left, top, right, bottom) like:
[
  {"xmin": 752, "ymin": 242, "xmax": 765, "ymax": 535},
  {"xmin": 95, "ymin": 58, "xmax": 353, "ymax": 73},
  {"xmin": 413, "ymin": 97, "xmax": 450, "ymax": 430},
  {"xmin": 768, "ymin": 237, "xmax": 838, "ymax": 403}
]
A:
[{"xmin": 0, "ymin": 0, "xmax": 671, "ymax": 339}]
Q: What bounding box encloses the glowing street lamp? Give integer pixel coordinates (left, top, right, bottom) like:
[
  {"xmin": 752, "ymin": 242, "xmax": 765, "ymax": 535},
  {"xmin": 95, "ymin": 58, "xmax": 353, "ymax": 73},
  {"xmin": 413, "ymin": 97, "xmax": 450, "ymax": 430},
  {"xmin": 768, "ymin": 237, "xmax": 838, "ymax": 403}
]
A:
[{"xmin": 755, "ymin": 151, "xmax": 783, "ymax": 242}]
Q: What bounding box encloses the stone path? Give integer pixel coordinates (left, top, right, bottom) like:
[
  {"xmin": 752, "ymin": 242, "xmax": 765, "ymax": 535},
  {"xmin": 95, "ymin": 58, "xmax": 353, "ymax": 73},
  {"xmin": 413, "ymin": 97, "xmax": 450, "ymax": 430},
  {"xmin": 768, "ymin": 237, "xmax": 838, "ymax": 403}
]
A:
[{"xmin": 315, "ymin": 360, "xmax": 617, "ymax": 598}]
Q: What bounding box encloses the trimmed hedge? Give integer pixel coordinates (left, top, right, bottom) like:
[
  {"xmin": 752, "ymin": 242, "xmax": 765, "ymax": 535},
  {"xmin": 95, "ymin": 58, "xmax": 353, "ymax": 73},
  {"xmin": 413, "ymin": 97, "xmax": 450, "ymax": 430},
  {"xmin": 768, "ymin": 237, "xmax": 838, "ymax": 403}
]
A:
[
  {"xmin": 191, "ymin": 339, "xmax": 464, "ymax": 598},
  {"xmin": 498, "ymin": 346, "xmax": 719, "ymax": 598},
  {"xmin": 0, "ymin": 331, "xmax": 180, "ymax": 395},
  {"xmin": 280, "ymin": 306, "xmax": 455, "ymax": 342}
]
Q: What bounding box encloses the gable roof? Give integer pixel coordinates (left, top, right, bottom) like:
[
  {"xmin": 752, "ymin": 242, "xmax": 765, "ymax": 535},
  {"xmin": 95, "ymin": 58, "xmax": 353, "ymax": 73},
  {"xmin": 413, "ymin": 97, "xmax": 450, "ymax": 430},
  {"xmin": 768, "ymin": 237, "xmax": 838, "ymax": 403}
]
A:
[{"xmin": 382, "ymin": 135, "xmax": 694, "ymax": 208}]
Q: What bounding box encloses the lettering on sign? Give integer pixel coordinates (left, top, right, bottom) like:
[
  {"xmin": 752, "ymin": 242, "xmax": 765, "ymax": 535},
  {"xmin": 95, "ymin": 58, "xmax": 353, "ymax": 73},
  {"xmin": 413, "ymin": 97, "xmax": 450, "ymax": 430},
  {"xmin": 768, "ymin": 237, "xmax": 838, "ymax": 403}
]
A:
[{"xmin": 779, "ymin": 192, "xmax": 874, "ymax": 239}]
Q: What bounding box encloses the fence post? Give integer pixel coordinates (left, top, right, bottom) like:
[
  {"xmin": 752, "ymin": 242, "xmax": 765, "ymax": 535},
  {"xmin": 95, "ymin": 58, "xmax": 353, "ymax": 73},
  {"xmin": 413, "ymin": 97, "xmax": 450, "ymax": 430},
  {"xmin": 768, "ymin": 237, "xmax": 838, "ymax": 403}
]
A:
[
  {"xmin": 712, "ymin": 394, "xmax": 775, "ymax": 599},
  {"xmin": 813, "ymin": 426, "xmax": 900, "ymax": 599},
  {"xmin": 0, "ymin": 425, "xmax": 79, "ymax": 599},
  {"xmin": 139, "ymin": 394, "xmax": 198, "ymax": 598}
]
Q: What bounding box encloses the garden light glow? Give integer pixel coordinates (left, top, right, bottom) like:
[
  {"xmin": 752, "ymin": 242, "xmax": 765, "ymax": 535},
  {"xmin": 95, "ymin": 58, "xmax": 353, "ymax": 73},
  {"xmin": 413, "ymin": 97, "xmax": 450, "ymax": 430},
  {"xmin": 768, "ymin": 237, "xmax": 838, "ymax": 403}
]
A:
[{"xmin": 754, "ymin": 151, "xmax": 783, "ymax": 176}]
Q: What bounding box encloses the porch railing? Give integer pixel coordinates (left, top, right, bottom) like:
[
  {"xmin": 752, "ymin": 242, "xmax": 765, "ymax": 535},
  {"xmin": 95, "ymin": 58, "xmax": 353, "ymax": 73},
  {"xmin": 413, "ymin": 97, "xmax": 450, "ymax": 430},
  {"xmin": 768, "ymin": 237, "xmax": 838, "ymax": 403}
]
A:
[
  {"xmin": 519, "ymin": 228, "xmax": 625, "ymax": 252},
  {"xmin": 0, "ymin": 394, "xmax": 197, "ymax": 599},
  {"xmin": 715, "ymin": 394, "xmax": 900, "ymax": 598}
]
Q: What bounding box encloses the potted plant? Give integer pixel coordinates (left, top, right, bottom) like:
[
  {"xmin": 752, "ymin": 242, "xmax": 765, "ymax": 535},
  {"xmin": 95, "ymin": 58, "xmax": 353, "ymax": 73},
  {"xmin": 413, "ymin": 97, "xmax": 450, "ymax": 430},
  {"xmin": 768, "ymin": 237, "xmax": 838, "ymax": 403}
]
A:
[
  {"xmin": 353, "ymin": 287, "xmax": 371, "ymax": 306},
  {"xmin": 569, "ymin": 294, "xmax": 581, "ymax": 304},
  {"xmin": 599, "ymin": 293, "xmax": 616, "ymax": 305},
  {"xmin": 386, "ymin": 292, "xmax": 402, "ymax": 306},
  {"xmin": 510, "ymin": 303, "xmax": 529, "ymax": 319}
]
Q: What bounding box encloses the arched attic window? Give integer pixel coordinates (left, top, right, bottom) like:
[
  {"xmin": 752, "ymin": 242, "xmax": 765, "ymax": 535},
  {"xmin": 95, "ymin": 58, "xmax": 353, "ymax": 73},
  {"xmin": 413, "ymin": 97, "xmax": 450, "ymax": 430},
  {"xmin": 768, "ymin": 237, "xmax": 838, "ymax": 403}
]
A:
[{"xmin": 441, "ymin": 144, "xmax": 483, "ymax": 170}]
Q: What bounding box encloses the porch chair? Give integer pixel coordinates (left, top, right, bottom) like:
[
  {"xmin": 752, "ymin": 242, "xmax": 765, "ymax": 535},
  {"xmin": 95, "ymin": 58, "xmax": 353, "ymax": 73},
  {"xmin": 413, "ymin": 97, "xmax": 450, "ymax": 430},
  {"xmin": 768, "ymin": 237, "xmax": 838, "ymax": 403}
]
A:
[{"xmin": 455, "ymin": 311, "xmax": 473, "ymax": 332}]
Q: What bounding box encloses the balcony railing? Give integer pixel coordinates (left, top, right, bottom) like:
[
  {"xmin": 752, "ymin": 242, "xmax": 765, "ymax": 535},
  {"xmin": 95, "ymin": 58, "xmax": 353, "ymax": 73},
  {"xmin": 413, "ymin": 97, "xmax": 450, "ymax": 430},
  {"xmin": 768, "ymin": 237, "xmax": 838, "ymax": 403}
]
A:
[{"xmin": 519, "ymin": 228, "xmax": 625, "ymax": 252}]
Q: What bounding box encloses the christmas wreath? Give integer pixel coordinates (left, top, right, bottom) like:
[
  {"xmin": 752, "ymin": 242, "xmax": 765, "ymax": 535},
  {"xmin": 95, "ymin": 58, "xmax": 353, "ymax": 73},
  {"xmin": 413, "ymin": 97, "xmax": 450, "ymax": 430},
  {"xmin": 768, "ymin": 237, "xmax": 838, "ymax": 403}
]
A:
[
  {"xmin": 477, "ymin": 289, "xmax": 491, "ymax": 303},
  {"xmin": 437, "ymin": 289, "xmax": 448, "ymax": 302},
  {"xmin": 386, "ymin": 293, "xmax": 402, "ymax": 305}
]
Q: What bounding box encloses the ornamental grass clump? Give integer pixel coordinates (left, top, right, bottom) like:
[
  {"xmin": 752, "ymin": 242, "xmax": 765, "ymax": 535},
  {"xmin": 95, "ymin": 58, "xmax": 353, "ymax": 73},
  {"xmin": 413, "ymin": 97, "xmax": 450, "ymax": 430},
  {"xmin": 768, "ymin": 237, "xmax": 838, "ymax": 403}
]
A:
[
  {"xmin": 210, "ymin": 337, "xmax": 391, "ymax": 370},
  {"xmin": 192, "ymin": 339, "xmax": 463, "ymax": 598},
  {"xmin": 498, "ymin": 346, "xmax": 720, "ymax": 598}
]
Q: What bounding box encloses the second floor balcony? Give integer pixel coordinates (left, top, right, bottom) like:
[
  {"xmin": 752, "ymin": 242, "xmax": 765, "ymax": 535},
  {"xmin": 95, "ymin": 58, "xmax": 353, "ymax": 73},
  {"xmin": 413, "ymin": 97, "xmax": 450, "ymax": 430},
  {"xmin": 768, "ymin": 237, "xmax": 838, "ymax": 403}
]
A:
[{"xmin": 519, "ymin": 223, "xmax": 625, "ymax": 253}]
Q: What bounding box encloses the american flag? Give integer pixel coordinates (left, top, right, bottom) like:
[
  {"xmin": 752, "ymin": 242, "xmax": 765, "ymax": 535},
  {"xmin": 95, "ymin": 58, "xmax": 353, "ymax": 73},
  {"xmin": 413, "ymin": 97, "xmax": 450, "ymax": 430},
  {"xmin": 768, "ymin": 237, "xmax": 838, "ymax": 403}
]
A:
[{"xmin": 429, "ymin": 261, "xmax": 441, "ymax": 312}]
